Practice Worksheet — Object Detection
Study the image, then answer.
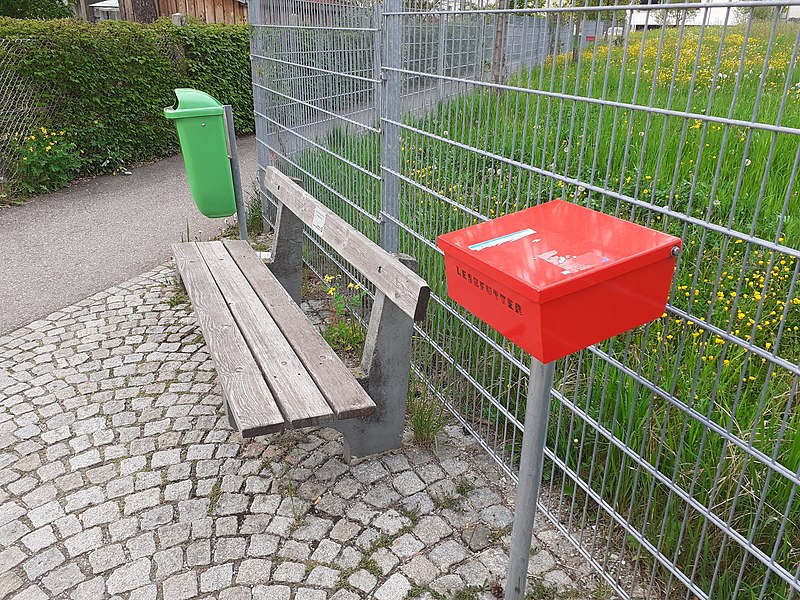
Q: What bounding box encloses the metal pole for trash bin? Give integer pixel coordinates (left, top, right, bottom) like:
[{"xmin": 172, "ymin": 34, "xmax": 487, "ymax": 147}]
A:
[
  {"xmin": 223, "ymin": 105, "xmax": 248, "ymax": 242},
  {"xmin": 505, "ymin": 357, "xmax": 556, "ymax": 600}
]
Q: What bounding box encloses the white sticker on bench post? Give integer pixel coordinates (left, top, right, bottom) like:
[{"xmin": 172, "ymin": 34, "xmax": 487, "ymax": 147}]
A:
[{"xmin": 312, "ymin": 207, "xmax": 326, "ymax": 236}]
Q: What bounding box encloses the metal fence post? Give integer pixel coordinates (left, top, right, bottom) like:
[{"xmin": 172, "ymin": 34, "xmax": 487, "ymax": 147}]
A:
[
  {"xmin": 248, "ymin": 0, "xmax": 274, "ymax": 228},
  {"xmin": 379, "ymin": 0, "xmax": 401, "ymax": 253},
  {"xmin": 373, "ymin": 1, "xmax": 383, "ymax": 127},
  {"xmin": 436, "ymin": 14, "xmax": 446, "ymax": 101},
  {"xmin": 504, "ymin": 358, "xmax": 556, "ymax": 600},
  {"xmin": 223, "ymin": 105, "xmax": 248, "ymax": 242}
]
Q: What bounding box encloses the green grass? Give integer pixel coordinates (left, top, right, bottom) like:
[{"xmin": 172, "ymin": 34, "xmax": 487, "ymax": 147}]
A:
[{"xmin": 280, "ymin": 23, "xmax": 800, "ymax": 600}]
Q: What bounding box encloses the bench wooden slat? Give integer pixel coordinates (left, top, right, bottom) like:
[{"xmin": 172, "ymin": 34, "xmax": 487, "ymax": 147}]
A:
[
  {"xmin": 197, "ymin": 241, "xmax": 335, "ymax": 430},
  {"xmin": 264, "ymin": 166, "xmax": 430, "ymax": 321},
  {"xmin": 172, "ymin": 243, "xmax": 285, "ymax": 436},
  {"xmin": 224, "ymin": 239, "xmax": 376, "ymax": 420}
]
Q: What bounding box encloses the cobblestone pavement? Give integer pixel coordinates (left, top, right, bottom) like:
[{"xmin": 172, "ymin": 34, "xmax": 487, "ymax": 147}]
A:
[{"xmin": 0, "ymin": 265, "xmax": 600, "ymax": 599}]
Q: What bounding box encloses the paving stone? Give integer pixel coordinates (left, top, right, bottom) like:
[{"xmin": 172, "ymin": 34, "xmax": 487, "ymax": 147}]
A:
[
  {"xmin": 253, "ymin": 585, "xmax": 290, "ymax": 600},
  {"xmin": 0, "ymin": 519, "xmax": 30, "ymax": 547},
  {"xmin": 41, "ymin": 563, "xmax": 85, "ymax": 595},
  {"xmin": 154, "ymin": 547, "xmax": 183, "ymax": 580},
  {"xmin": 480, "ymin": 505, "xmax": 514, "ymax": 529},
  {"xmin": 543, "ymin": 569, "xmax": 574, "ymax": 592},
  {"xmin": 272, "ymin": 561, "xmax": 306, "ymax": 583},
  {"xmin": 373, "ymin": 509, "xmax": 409, "ymax": 536},
  {"xmin": 278, "ymin": 539, "xmax": 311, "ymax": 561},
  {"xmin": 295, "ymin": 589, "xmax": 326, "ymax": 600},
  {"xmin": 89, "ymin": 543, "xmax": 126, "ymax": 573},
  {"xmin": 127, "ymin": 533, "xmax": 157, "ymax": 560},
  {"xmin": 82, "ymin": 501, "xmax": 121, "ymax": 527},
  {"xmin": 158, "ymin": 522, "xmax": 191, "ymax": 548},
  {"xmin": 306, "ymin": 564, "xmax": 340, "ymax": 587},
  {"xmin": 54, "ymin": 514, "xmax": 82, "ymax": 538},
  {"xmin": 310, "ymin": 538, "xmax": 341, "ymax": 564},
  {"xmin": 374, "ymin": 573, "xmax": 412, "ymax": 600},
  {"xmin": 21, "ymin": 525, "xmax": 56, "ymax": 552},
  {"xmin": 140, "ymin": 505, "xmax": 174, "ymax": 530},
  {"xmin": 106, "ymin": 558, "xmax": 152, "ymax": 594},
  {"xmin": 430, "ymin": 574, "xmax": 464, "ymax": 595},
  {"xmin": 214, "ymin": 537, "xmax": 246, "ymax": 562},
  {"xmin": 348, "ymin": 569, "xmax": 378, "ymax": 593},
  {"xmin": 248, "ymin": 534, "xmax": 279, "ymax": 557},
  {"xmin": 352, "ymin": 461, "xmax": 389, "ymax": 485},
  {"xmin": 199, "ymin": 563, "xmax": 233, "ymax": 592},
  {"xmin": 28, "ymin": 500, "xmax": 65, "ymax": 528},
  {"xmin": 219, "ymin": 586, "xmax": 252, "ymax": 600},
  {"xmin": 70, "ymin": 577, "xmax": 105, "ymax": 600},
  {"xmin": 23, "ymin": 547, "xmax": 66, "ymax": 580},
  {"xmin": 12, "ymin": 586, "xmax": 48, "ymax": 600},
  {"xmin": 393, "ymin": 471, "xmax": 426, "ymax": 496},
  {"xmin": 429, "ymin": 539, "xmax": 469, "ymax": 569},
  {"xmin": 391, "ymin": 533, "xmax": 424, "ymax": 559},
  {"xmin": 162, "ymin": 571, "xmax": 198, "ymax": 600},
  {"xmin": 329, "ymin": 590, "xmax": 361, "ymax": 600},
  {"xmin": 371, "ymin": 548, "xmax": 400, "ymax": 576},
  {"xmin": 528, "ymin": 549, "xmax": 557, "ymax": 576},
  {"xmin": 0, "ymin": 571, "xmax": 22, "ymax": 599},
  {"xmin": 186, "ymin": 540, "xmax": 211, "ymax": 566},
  {"xmin": 64, "ymin": 526, "xmax": 103, "ymax": 557},
  {"xmin": 129, "ymin": 584, "xmax": 158, "ymax": 600},
  {"xmin": 335, "ymin": 546, "xmax": 363, "ymax": 570},
  {"xmin": 236, "ymin": 558, "xmax": 272, "ymax": 585},
  {"xmin": 329, "ymin": 519, "xmax": 361, "ymax": 542},
  {"xmin": 457, "ymin": 559, "xmax": 491, "ymax": 587},
  {"xmin": 124, "ymin": 489, "xmax": 160, "ymax": 515},
  {"xmin": 413, "ymin": 516, "xmax": 452, "ymax": 546},
  {"xmin": 401, "ymin": 555, "xmax": 439, "ymax": 585}
]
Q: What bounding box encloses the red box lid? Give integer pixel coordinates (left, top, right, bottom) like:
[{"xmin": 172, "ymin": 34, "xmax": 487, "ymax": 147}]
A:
[{"xmin": 437, "ymin": 200, "xmax": 682, "ymax": 303}]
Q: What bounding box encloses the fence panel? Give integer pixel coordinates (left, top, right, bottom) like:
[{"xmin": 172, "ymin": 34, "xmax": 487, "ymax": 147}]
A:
[
  {"xmin": 249, "ymin": 1, "xmax": 800, "ymax": 598},
  {"xmin": 0, "ymin": 39, "xmax": 57, "ymax": 197}
]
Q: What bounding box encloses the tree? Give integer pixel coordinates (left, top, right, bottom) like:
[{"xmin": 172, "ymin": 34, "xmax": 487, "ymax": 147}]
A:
[
  {"xmin": 735, "ymin": 0, "xmax": 783, "ymax": 24},
  {"xmin": 646, "ymin": 0, "xmax": 702, "ymax": 27},
  {"xmin": 0, "ymin": 0, "xmax": 74, "ymax": 18}
]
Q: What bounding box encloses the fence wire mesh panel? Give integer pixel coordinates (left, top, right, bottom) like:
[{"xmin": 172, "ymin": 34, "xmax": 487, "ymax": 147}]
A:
[
  {"xmin": 249, "ymin": 0, "xmax": 800, "ymax": 597},
  {"xmin": 0, "ymin": 39, "xmax": 57, "ymax": 196}
]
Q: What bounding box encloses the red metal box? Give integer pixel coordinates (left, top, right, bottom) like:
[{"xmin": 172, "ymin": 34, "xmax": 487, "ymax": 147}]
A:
[{"xmin": 437, "ymin": 200, "xmax": 681, "ymax": 363}]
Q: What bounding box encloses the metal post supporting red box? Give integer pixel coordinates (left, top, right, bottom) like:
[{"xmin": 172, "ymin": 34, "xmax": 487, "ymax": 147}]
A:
[
  {"xmin": 437, "ymin": 199, "xmax": 681, "ymax": 600},
  {"xmin": 437, "ymin": 199, "xmax": 682, "ymax": 363}
]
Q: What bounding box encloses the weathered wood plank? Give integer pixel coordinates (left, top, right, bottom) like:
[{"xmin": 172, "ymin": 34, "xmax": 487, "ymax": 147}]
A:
[
  {"xmin": 224, "ymin": 240, "xmax": 376, "ymax": 420},
  {"xmin": 263, "ymin": 166, "xmax": 430, "ymax": 321},
  {"xmin": 172, "ymin": 242, "xmax": 285, "ymax": 437},
  {"xmin": 197, "ymin": 242, "xmax": 335, "ymax": 429}
]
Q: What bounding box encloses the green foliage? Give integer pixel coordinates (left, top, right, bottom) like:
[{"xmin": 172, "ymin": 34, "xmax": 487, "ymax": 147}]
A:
[
  {"xmin": 323, "ymin": 276, "xmax": 366, "ymax": 355},
  {"xmin": 0, "ymin": 17, "xmax": 253, "ymax": 196},
  {"xmin": 12, "ymin": 127, "xmax": 81, "ymax": 195},
  {"xmin": 407, "ymin": 382, "xmax": 449, "ymax": 446},
  {"xmin": 0, "ymin": 0, "xmax": 73, "ymax": 19}
]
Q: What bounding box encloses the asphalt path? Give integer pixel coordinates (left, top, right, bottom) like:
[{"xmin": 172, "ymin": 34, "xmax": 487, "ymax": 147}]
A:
[{"xmin": 0, "ymin": 136, "xmax": 258, "ymax": 335}]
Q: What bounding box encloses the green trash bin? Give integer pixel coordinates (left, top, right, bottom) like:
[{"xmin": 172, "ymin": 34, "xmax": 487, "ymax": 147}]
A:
[{"xmin": 165, "ymin": 88, "xmax": 236, "ymax": 218}]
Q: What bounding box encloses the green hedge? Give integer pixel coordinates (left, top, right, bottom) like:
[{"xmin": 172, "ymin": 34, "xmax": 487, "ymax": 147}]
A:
[{"xmin": 0, "ymin": 18, "xmax": 253, "ymax": 193}]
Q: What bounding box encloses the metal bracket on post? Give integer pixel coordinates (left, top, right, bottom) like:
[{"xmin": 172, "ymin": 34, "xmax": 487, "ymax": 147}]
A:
[
  {"xmin": 504, "ymin": 357, "xmax": 556, "ymax": 600},
  {"xmin": 223, "ymin": 104, "xmax": 248, "ymax": 242}
]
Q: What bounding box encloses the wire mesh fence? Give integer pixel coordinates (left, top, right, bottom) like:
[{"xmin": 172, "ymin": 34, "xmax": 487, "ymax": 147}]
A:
[
  {"xmin": 0, "ymin": 38, "xmax": 57, "ymax": 196},
  {"xmin": 249, "ymin": 0, "xmax": 800, "ymax": 597}
]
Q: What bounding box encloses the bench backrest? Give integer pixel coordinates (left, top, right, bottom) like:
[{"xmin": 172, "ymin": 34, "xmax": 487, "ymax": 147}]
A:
[{"xmin": 264, "ymin": 167, "xmax": 430, "ymax": 321}]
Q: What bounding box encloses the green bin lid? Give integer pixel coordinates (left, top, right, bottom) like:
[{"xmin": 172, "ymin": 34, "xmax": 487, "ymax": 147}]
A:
[{"xmin": 164, "ymin": 88, "xmax": 224, "ymax": 119}]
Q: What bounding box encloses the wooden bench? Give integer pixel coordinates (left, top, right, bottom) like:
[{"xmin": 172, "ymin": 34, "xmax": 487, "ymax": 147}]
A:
[{"xmin": 173, "ymin": 166, "xmax": 430, "ymax": 459}]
